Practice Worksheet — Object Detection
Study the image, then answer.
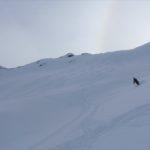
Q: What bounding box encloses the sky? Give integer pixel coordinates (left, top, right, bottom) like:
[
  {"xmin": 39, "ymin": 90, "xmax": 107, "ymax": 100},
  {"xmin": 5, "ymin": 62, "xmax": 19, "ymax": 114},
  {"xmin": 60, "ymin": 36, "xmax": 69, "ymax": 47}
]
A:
[{"xmin": 0, "ymin": 0, "xmax": 150, "ymax": 67}]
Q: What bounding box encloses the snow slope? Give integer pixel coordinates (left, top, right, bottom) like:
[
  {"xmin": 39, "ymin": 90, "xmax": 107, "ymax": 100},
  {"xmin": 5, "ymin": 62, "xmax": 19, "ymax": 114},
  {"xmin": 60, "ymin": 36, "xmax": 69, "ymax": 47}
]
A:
[{"xmin": 0, "ymin": 43, "xmax": 150, "ymax": 150}]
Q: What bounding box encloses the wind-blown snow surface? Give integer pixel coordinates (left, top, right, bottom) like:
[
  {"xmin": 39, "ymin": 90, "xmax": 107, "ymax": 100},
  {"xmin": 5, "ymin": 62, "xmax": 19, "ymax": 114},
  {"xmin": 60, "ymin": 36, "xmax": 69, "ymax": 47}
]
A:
[{"xmin": 1, "ymin": 43, "xmax": 150, "ymax": 150}]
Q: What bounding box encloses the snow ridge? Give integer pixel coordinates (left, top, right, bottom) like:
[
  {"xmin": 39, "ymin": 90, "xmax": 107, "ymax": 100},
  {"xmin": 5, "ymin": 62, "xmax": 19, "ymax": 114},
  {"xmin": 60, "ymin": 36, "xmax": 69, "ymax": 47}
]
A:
[{"xmin": 0, "ymin": 43, "xmax": 150, "ymax": 150}]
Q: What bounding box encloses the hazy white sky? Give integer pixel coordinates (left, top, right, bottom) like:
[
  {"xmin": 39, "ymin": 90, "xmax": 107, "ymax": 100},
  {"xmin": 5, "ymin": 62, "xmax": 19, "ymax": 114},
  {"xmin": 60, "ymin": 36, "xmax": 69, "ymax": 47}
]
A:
[{"xmin": 0, "ymin": 0, "xmax": 150, "ymax": 67}]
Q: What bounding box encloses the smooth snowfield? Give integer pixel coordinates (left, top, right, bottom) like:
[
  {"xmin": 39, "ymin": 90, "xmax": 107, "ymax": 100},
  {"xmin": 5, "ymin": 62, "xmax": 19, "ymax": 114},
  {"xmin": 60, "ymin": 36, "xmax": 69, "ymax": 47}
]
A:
[{"xmin": 0, "ymin": 43, "xmax": 150, "ymax": 150}]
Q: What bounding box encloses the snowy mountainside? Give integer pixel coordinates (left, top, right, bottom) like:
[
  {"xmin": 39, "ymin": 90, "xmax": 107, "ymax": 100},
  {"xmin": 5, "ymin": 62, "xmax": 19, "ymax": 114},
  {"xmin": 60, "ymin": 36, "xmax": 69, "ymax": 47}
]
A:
[{"xmin": 0, "ymin": 43, "xmax": 150, "ymax": 150}]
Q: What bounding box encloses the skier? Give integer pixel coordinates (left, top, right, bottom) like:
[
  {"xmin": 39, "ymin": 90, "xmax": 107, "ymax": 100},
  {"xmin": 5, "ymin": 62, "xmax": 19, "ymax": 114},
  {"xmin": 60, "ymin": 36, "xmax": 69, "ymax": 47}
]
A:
[{"xmin": 133, "ymin": 77, "xmax": 140, "ymax": 86}]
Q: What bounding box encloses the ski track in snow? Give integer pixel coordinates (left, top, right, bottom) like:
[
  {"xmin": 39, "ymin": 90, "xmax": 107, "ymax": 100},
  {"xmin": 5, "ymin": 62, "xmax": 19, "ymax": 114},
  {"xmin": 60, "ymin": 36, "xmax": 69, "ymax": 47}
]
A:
[{"xmin": 49, "ymin": 102, "xmax": 150, "ymax": 150}]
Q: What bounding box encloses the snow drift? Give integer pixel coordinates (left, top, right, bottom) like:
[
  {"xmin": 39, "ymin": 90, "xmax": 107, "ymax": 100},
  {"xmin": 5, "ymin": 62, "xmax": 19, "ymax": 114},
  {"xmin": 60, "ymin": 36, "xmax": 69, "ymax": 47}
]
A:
[{"xmin": 0, "ymin": 43, "xmax": 150, "ymax": 150}]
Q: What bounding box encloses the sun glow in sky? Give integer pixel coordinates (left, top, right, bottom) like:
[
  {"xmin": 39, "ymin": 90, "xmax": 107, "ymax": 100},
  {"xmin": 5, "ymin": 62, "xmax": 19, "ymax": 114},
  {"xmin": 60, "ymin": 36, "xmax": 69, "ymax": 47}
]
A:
[{"xmin": 0, "ymin": 0, "xmax": 150, "ymax": 67}]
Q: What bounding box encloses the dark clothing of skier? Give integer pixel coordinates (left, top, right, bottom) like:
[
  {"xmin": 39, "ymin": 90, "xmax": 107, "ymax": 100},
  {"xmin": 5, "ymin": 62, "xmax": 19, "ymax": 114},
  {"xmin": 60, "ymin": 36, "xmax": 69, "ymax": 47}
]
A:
[{"xmin": 133, "ymin": 77, "xmax": 140, "ymax": 86}]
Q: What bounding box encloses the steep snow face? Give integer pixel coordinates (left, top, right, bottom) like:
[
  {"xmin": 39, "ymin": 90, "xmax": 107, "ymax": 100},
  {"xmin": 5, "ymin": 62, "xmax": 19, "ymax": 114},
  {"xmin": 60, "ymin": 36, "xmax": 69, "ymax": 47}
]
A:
[{"xmin": 0, "ymin": 43, "xmax": 150, "ymax": 150}]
